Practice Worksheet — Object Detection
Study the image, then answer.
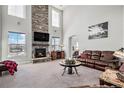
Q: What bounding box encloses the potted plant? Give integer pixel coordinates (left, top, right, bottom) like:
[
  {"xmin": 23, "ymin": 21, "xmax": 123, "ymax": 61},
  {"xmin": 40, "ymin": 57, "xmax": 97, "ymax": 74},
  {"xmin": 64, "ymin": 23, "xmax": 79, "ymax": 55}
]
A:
[{"xmin": 65, "ymin": 58, "xmax": 76, "ymax": 64}]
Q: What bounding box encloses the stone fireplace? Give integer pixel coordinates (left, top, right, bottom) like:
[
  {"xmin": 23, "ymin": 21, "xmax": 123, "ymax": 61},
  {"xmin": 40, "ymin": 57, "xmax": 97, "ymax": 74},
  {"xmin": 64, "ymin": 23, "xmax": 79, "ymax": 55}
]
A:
[
  {"xmin": 32, "ymin": 5, "xmax": 49, "ymax": 60},
  {"xmin": 35, "ymin": 48, "xmax": 46, "ymax": 58},
  {"xmin": 32, "ymin": 44, "xmax": 49, "ymax": 58}
]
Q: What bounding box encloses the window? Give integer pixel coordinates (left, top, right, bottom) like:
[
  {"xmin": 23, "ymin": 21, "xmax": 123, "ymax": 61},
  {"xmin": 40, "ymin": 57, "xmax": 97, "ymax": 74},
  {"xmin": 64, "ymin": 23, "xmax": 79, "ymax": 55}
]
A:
[
  {"xmin": 8, "ymin": 5, "xmax": 26, "ymax": 18},
  {"xmin": 52, "ymin": 9, "xmax": 60, "ymax": 27},
  {"xmin": 52, "ymin": 37, "xmax": 60, "ymax": 51},
  {"xmin": 8, "ymin": 32, "xmax": 26, "ymax": 57}
]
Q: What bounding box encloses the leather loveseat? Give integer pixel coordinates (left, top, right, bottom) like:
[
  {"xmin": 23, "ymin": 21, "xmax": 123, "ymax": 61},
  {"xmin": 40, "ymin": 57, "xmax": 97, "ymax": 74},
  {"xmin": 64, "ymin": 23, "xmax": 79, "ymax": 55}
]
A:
[{"xmin": 77, "ymin": 50, "xmax": 119, "ymax": 71}]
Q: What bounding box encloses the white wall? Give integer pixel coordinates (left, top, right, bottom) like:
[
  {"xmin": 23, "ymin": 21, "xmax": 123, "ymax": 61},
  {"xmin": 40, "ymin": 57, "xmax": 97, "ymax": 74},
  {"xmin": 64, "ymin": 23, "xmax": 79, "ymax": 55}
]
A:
[
  {"xmin": 0, "ymin": 6, "xmax": 2, "ymax": 60},
  {"xmin": 63, "ymin": 6, "xmax": 123, "ymax": 57},
  {"xmin": 1, "ymin": 5, "xmax": 32, "ymax": 64}
]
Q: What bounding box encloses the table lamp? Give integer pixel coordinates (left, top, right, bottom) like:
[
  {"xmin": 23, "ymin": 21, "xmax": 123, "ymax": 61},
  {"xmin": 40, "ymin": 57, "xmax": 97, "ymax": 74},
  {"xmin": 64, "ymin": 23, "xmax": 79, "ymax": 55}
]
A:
[
  {"xmin": 113, "ymin": 48, "xmax": 124, "ymax": 58},
  {"xmin": 113, "ymin": 48, "xmax": 124, "ymax": 66}
]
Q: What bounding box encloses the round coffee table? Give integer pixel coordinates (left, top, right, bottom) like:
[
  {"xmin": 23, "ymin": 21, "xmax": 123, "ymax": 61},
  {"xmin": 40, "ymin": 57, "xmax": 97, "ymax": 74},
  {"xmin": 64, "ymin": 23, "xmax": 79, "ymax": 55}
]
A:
[{"xmin": 59, "ymin": 61, "xmax": 81, "ymax": 76}]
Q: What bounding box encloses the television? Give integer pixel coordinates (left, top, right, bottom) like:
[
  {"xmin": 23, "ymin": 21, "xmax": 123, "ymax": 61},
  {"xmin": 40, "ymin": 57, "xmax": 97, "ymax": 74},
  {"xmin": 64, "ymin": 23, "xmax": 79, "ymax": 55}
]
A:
[{"xmin": 34, "ymin": 32, "xmax": 49, "ymax": 42}]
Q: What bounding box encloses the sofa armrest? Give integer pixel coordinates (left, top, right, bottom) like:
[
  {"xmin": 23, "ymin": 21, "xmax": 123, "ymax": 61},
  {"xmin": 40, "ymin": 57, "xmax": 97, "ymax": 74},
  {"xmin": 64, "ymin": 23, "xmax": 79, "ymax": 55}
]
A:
[{"xmin": 106, "ymin": 59, "xmax": 119, "ymax": 69}]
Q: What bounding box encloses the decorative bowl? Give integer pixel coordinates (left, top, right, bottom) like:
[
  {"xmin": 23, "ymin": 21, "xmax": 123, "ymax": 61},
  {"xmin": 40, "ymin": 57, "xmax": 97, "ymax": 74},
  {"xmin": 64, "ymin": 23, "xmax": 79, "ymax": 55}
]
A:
[{"xmin": 65, "ymin": 59, "xmax": 76, "ymax": 64}]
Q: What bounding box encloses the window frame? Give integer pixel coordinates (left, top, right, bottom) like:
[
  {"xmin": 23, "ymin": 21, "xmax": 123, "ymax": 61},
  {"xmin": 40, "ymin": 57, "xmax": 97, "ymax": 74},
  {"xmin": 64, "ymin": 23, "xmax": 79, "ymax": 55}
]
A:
[
  {"xmin": 51, "ymin": 8, "xmax": 61, "ymax": 28},
  {"xmin": 8, "ymin": 5, "xmax": 26, "ymax": 18},
  {"xmin": 8, "ymin": 31, "xmax": 26, "ymax": 57},
  {"xmin": 51, "ymin": 37, "xmax": 61, "ymax": 51}
]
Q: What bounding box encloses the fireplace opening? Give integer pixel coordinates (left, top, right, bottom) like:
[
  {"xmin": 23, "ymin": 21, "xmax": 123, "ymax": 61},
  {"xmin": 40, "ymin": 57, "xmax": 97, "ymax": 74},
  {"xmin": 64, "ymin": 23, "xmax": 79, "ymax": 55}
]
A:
[{"xmin": 35, "ymin": 48, "xmax": 46, "ymax": 58}]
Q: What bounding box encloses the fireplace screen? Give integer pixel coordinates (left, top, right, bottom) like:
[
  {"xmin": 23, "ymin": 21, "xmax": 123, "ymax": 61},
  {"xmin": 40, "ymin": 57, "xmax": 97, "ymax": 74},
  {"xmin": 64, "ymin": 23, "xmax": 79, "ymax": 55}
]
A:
[{"xmin": 35, "ymin": 48, "xmax": 46, "ymax": 58}]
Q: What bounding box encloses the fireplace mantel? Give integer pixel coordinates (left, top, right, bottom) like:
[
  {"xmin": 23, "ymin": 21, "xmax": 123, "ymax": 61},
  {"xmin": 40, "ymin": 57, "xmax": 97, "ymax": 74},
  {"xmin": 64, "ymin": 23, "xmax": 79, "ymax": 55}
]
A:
[
  {"xmin": 32, "ymin": 5, "xmax": 49, "ymax": 60},
  {"xmin": 32, "ymin": 43, "xmax": 49, "ymax": 46}
]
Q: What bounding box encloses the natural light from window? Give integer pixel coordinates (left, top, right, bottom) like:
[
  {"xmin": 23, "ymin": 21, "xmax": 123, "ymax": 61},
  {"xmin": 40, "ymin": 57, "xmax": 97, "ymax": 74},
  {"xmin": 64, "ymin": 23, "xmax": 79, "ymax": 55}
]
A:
[
  {"xmin": 8, "ymin": 32, "xmax": 26, "ymax": 57},
  {"xmin": 52, "ymin": 37, "xmax": 60, "ymax": 51},
  {"xmin": 8, "ymin": 5, "xmax": 26, "ymax": 18},
  {"xmin": 52, "ymin": 9, "xmax": 60, "ymax": 27}
]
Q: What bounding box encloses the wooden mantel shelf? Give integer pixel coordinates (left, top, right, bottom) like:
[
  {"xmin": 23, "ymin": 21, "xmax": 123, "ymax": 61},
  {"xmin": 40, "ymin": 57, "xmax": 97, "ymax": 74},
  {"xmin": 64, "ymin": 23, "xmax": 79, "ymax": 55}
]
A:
[{"xmin": 32, "ymin": 43, "xmax": 49, "ymax": 46}]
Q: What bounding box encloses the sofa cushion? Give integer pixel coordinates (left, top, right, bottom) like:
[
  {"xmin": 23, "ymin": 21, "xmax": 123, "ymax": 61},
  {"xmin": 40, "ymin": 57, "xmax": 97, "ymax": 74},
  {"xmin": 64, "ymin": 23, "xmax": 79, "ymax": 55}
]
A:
[
  {"xmin": 91, "ymin": 51, "xmax": 101, "ymax": 60},
  {"xmin": 100, "ymin": 51, "xmax": 114, "ymax": 61},
  {"xmin": 94, "ymin": 65, "xmax": 105, "ymax": 71},
  {"xmin": 86, "ymin": 59, "xmax": 95, "ymax": 64},
  {"xmin": 81, "ymin": 50, "xmax": 92, "ymax": 59},
  {"xmin": 83, "ymin": 50, "xmax": 92, "ymax": 55},
  {"xmin": 95, "ymin": 61, "xmax": 108, "ymax": 66},
  {"xmin": 80, "ymin": 53, "xmax": 88, "ymax": 59},
  {"xmin": 91, "ymin": 55, "xmax": 100, "ymax": 60},
  {"xmin": 86, "ymin": 63, "xmax": 94, "ymax": 68},
  {"xmin": 83, "ymin": 50, "xmax": 92, "ymax": 59},
  {"xmin": 77, "ymin": 58, "xmax": 86, "ymax": 62},
  {"xmin": 92, "ymin": 51, "xmax": 101, "ymax": 56},
  {"xmin": 87, "ymin": 54, "xmax": 91, "ymax": 59}
]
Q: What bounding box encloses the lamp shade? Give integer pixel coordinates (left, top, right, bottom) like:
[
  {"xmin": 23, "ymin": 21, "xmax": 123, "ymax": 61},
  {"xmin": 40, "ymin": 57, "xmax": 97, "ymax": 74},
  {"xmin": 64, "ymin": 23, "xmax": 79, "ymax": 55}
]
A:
[{"xmin": 113, "ymin": 48, "xmax": 124, "ymax": 58}]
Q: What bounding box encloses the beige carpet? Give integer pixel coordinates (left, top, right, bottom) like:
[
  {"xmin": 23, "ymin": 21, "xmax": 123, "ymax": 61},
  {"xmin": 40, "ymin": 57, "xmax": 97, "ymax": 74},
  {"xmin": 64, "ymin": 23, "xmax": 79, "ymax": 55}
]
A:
[{"xmin": 0, "ymin": 60, "xmax": 102, "ymax": 88}]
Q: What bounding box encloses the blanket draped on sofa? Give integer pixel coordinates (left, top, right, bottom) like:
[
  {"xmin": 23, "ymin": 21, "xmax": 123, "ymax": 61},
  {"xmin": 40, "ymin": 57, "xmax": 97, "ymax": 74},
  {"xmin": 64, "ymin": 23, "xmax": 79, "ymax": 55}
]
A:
[{"xmin": 1, "ymin": 60, "xmax": 18, "ymax": 75}]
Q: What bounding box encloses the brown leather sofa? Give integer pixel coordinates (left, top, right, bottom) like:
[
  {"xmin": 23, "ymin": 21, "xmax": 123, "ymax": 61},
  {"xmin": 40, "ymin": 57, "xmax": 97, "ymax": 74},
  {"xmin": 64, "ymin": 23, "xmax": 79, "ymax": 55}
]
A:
[{"xmin": 77, "ymin": 50, "xmax": 119, "ymax": 71}]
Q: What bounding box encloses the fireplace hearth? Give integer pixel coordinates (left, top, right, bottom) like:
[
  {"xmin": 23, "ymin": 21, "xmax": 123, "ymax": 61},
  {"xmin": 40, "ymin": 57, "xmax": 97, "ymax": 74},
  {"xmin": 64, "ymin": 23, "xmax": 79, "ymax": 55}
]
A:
[{"xmin": 35, "ymin": 48, "xmax": 46, "ymax": 58}]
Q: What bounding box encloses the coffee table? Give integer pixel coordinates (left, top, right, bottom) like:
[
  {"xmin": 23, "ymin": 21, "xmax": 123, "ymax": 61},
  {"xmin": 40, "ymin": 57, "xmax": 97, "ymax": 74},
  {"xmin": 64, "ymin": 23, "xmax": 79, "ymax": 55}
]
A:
[{"xmin": 59, "ymin": 61, "xmax": 81, "ymax": 76}]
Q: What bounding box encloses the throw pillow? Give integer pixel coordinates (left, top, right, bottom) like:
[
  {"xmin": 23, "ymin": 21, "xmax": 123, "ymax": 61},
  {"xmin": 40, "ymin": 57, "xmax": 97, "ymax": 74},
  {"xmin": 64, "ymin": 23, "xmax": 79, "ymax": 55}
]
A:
[
  {"xmin": 92, "ymin": 51, "xmax": 101, "ymax": 56},
  {"xmin": 91, "ymin": 55, "xmax": 100, "ymax": 60},
  {"xmin": 81, "ymin": 53, "xmax": 88, "ymax": 59},
  {"xmin": 116, "ymin": 72, "xmax": 124, "ymax": 82},
  {"xmin": 100, "ymin": 51, "xmax": 114, "ymax": 61},
  {"xmin": 87, "ymin": 54, "xmax": 91, "ymax": 59},
  {"xmin": 119, "ymin": 63, "xmax": 124, "ymax": 72}
]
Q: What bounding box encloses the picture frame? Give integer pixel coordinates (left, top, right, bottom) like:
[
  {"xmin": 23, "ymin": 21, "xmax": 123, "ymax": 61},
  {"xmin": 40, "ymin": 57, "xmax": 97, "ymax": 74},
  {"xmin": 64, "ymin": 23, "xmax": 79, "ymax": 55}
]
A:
[{"xmin": 88, "ymin": 22, "xmax": 108, "ymax": 40}]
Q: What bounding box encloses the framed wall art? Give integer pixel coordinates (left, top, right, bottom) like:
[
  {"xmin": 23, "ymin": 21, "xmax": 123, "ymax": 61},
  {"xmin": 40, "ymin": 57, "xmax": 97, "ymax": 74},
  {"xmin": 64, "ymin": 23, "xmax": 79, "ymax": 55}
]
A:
[{"xmin": 88, "ymin": 22, "xmax": 108, "ymax": 40}]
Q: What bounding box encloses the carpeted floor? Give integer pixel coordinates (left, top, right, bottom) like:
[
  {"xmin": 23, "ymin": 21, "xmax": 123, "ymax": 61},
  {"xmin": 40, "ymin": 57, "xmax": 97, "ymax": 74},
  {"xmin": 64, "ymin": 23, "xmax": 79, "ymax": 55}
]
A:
[{"xmin": 0, "ymin": 60, "xmax": 102, "ymax": 88}]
